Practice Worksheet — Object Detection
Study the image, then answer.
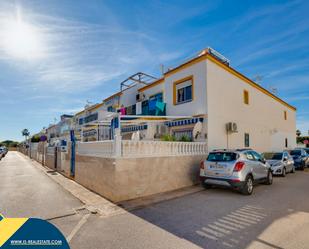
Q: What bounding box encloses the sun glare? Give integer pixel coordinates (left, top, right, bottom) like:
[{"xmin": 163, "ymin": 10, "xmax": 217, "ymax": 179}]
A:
[{"xmin": 1, "ymin": 18, "xmax": 44, "ymax": 60}]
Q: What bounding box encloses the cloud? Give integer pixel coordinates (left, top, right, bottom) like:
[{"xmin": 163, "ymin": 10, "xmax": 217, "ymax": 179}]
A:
[{"xmin": 0, "ymin": 3, "xmax": 167, "ymax": 97}]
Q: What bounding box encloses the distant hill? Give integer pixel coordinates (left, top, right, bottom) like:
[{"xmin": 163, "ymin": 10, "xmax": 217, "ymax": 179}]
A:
[{"xmin": 0, "ymin": 140, "xmax": 19, "ymax": 147}]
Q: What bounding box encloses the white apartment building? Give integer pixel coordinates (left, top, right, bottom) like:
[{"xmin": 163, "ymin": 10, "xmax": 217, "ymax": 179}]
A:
[{"xmin": 77, "ymin": 48, "xmax": 296, "ymax": 153}]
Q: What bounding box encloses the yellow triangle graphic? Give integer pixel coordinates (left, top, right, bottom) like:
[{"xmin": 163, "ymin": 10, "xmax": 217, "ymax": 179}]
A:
[{"xmin": 0, "ymin": 218, "xmax": 28, "ymax": 247}]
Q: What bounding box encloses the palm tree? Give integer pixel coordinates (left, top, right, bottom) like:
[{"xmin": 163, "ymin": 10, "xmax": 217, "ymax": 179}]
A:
[
  {"xmin": 296, "ymin": 129, "xmax": 301, "ymax": 137},
  {"xmin": 22, "ymin": 129, "xmax": 30, "ymax": 141}
]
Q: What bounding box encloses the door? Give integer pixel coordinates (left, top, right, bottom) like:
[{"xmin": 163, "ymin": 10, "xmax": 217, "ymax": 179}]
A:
[
  {"xmin": 283, "ymin": 152, "xmax": 292, "ymax": 172},
  {"xmin": 244, "ymin": 151, "xmax": 261, "ymax": 180},
  {"xmin": 251, "ymin": 151, "xmax": 268, "ymax": 179}
]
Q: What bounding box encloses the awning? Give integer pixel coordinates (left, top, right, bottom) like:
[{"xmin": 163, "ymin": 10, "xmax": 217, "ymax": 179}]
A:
[
  {"xmin": 122, "ymin": 124, "xmax": 148, "ymax": 133},
  {"xmin": 166, "ymin": 117, "xmax": 203, "ymax": 127}
]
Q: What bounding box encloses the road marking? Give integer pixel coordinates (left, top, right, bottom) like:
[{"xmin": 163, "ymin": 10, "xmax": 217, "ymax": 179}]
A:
[{"xmin": 66, "ymin": 213, "xmax": 90, "ymax": 243}]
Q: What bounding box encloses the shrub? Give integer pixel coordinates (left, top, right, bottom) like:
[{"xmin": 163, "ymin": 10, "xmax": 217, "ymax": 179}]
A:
[
  {"xmin": 31, "ymin": 135, "xmax": 41, "ymax": 143},
  {"xmin": 179, "ymin": 135, "xmax": 192, "ymax": 142},
  {"xmin": 162, "ymin": 134, "xmax": 177, "ymax": 141}
]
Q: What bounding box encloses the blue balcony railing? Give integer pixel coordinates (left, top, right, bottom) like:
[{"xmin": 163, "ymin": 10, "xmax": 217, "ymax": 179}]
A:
[{"xmin": 123, "ymin": 100, "xmax": 166, "ymax": 116}]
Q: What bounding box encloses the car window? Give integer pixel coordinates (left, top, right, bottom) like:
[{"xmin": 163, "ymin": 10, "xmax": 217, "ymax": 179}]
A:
[
  {"xmin": 207, "ymin": 152, "xmax": 238, "ymax": 162},
  {"xmin": 245, "ymin": 151, "xmax": 255, "ymax": 161},
  {"xmin": 251, "ymin": 151, "xmax": 263, "ymax": 161},
  {"xmin": 263, "ymin": 152, "xmax": 283, "ymax": 160},
  {"xmin": 290, "ymin": 150, "xmax": 301, "ymax": 156}
]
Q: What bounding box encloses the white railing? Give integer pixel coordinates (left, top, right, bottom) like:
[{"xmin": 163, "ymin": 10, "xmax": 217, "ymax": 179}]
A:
[
  {"xmin": 77, "ymin": 141, "xmax": 115, "ymax": 158},
  {"xmin": 76, "ymin": 140, "xmax": 207, "ymax": 158},
  {"xmin": 121, "ymin": 141, "xmax": 207, "ymax": 158},
  {"xmin": 47, "ymin": 147, "xmax": 55, "ymax": 155},
  {"xmin": 31, "ymin": 143, "xmax": 38, "ymax": 150}
]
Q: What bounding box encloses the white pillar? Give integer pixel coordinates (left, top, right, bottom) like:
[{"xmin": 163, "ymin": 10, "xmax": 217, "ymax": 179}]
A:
[{"xmin": 114, "ymin": 128, "xmax": 122, "ymax": 157}]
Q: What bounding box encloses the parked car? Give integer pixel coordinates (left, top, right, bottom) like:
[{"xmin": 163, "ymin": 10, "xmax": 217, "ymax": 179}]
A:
[
  {"xmin": 288, "ymin": 149, "xmax": 309, "ymax": 170},
  {"xmin": 1, "ymin": 146, "xmax": 8, "ymax": 156},
  {"xmin": 0, "ymin": 148, "xmax": 5, "ymax": 160},
  {"xmin": 262, "ymin": 151, "xmax": 295, "ymax": 176},
  {"xmin": 200, "ymin": 149, "xmax": 273, "ymax": 195},
  {"xmin": 304, "ymin": 148, "xmax": 309, "ymax": 156}
]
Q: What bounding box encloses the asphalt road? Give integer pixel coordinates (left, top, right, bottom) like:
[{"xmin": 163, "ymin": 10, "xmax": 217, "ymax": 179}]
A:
[{"xmin": 1, "ymin": 152, "xmax": 309, "ymax": 249}]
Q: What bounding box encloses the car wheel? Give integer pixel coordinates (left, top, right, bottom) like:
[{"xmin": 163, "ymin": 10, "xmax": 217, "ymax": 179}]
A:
[
  {"xmin": 265, "ymin": 171, "xmax": 273, "ymax": 185},
  {"xmin": 282, "ymin": 168, "xmax": 286, "ymax": 177},
  {"xmin": 240, "ymin": 175, "xmax": 254, "ymax": 195},
  {"xmin": 202, "ymin": 182, "xmax": 212, "ymax": 189}
]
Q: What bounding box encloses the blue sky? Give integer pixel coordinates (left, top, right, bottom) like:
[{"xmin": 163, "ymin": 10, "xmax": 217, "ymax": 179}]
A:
[{"xmin": 0, "ymin": 0, "xmax": 308, "ymax": 141}]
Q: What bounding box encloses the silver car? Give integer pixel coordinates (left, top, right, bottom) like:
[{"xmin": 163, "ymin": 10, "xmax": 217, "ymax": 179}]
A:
[
  {"xmin": 200, "ymin": 149, "xmax": 273, "ymax": 195},
  {"xmin": 262, "ymin": 151, "xmax": 295, "ymax": 176}
]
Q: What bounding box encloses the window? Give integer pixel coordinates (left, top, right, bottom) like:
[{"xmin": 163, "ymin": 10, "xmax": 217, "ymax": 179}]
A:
[
  {"xmin": 245, "ymin": 151, "xmax": 255, "ymax": 161},
  {"xmin": 243, "ymin": 90, "xmax": 249, "ymax": 105},
  {"xmin": 107, "ymin": 106, "xmax": 114, "ymax": 112},
  {"xmin": 149, "ymin": 92, "xmax": 163, "ymax": 102},
  {"xmin": 173, "ymin": 76, "xmax": 193, "ymax": 105},
  {"xmin": 244, "ymin": 133, "xmax": 250, "ymax": 147},
  {"xmin": 207, "ymin": 152, "xmax": 238, "ymax": 162},
  {"xmin": 251, "ymin": 151, "xmax": 262, "ymax": 161},
  {"xmin": 283, "ymin": 152, "xmax": 288, "ymax": 159},
  {"xmin": 285, "ymin": 138, "xmax": 288, "ymax": 148},
  {"xmin": 284, "ymin": 111, "xmax": 287, "ymax": 120},
  {"xmin": 263, "ymin": 152, "xmax": 283, "ymax": 160},
  {"xmin": 290, "ymin": 150, "xmax": 301, "ymax": 156},
  {"xmin": 84, "ymin": 113, "xmax": 98, "ymax": 123}
]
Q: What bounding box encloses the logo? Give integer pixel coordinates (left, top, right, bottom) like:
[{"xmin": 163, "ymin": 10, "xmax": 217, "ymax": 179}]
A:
[{"xmin": 0, "ymin": 213, "xmax": 70, "ymax": 248}]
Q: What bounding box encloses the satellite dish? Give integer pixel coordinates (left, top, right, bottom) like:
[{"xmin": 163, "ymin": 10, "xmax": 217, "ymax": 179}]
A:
[
  {"xmin": 145, "ymin": 123, "xmax": 156, "ymax": 140},
  {"xmin": 193, "ymin": 121, "xmax": 203, "ymax": 140}
]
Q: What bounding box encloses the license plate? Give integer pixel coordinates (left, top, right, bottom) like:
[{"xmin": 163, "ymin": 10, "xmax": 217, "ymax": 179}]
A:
[{"xmin": 210, "ymin": 164, "xmax": 224, "ymax": 169}]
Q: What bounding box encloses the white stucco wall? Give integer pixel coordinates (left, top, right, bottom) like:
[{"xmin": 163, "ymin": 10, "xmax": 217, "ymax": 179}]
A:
[
  {"xmin": 139, "ymin": 82, "xmax": 164, "ymax": 100},
  {"xmin": 164, "ymin": 60, "xmax": 208, "ymax": 116},
  {"xmin": 120, "ymin": 84, "xmax": 139, "ymax": 107},
  {"xmin": 206, "ymin": 59, "xmax": 296, "ymax": 153}
]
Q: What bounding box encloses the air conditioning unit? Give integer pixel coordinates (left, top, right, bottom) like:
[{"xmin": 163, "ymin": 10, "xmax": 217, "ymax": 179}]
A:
[
  {"xmin": 226, "ymin": 122, "xmax": 238, "ymax": 133},
  {"xmin": 136, "ymin": 93, "xmax": 145, "ymax": 102}
]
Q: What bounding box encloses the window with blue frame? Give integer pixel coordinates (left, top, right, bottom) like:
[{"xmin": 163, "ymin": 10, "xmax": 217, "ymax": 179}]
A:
[
  {"xmin": 149, "ymin": 92, "xmax": 163, "ymax": 102},
  {"xmin": 84, "ymin": 113, "xmax": 98, "ymax": 123},
  {"xmin": 107, "ymin": 106, "xmax": 114, "ymax": 112},
  {"xmin": 142, "ymin": 100, "xmax": 149, "ymax": 115}
]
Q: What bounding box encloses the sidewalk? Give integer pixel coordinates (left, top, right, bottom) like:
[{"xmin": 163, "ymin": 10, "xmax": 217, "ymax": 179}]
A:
[
  {"xmin": 20, "ymin": 153, "xmax": 125, "ymax": 217},
  {"xmin": 21, "ymin": 152, "xmax": 203, "ymax": 216}
]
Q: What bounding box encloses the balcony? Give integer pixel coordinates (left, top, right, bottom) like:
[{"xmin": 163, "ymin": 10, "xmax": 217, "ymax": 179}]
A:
[{"xmin": 122, "ymin": 99, "xmax": 166, "ymax": 116}]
